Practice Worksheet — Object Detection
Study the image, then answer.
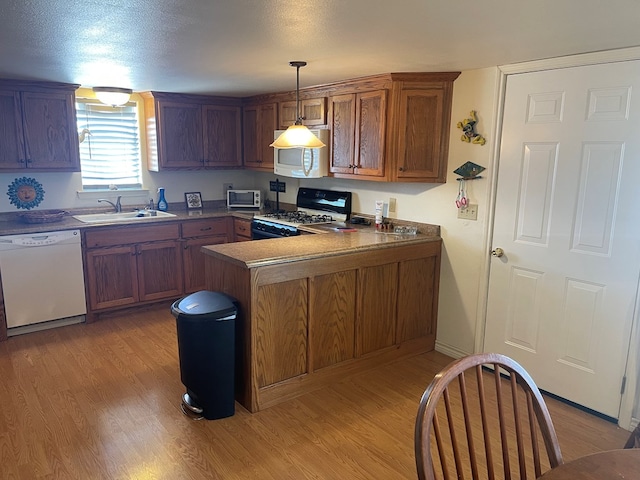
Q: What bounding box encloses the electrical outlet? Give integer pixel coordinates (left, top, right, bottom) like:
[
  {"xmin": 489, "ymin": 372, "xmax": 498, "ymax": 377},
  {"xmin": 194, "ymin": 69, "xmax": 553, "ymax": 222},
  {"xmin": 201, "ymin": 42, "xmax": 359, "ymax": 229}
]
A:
[
  {"xmin": 458, "ymin": 204, "xmax": 478, "ymax": 220},
  {"xmin": 223, "ymin": 183, "xmax": 233, "ymax": 198},
  {"xmin": 389, "ymin": 197, "xmax": 397, "ymax": 213}
]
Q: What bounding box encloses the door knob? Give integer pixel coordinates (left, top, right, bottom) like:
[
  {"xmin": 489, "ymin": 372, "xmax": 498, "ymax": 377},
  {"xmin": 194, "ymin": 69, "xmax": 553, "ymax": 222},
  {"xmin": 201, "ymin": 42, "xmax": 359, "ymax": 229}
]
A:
[{"xmin": 491, "ymin": 247, "xmax": 504, "ymax": 257}]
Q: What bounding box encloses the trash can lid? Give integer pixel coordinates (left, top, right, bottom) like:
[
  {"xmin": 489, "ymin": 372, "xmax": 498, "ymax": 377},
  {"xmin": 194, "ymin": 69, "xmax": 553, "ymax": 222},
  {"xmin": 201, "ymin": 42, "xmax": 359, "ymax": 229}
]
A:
[{"xmin": 171, "ymin": 290, "xmax": 237, "ymax": 318}]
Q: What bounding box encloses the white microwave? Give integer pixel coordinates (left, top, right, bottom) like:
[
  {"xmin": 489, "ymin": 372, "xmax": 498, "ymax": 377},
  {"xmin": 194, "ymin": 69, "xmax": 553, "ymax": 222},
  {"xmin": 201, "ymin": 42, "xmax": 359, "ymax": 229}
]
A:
[
  {"xmin": 273, "ymin": 129, "xmax": 330, "ymax": 178},
  {"xmin": 227, "ymin": 189, "xmax": 261, "ymax": 208}
]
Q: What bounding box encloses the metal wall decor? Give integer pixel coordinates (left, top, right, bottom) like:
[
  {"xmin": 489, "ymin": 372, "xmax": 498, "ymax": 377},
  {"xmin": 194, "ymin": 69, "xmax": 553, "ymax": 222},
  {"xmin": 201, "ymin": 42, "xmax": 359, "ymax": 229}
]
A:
[
  {"xmin": 457, "ymin": 110, "xmax": 486, "ymax": 145},
  {"xmin": 7, "ymin": 177, "xmax": 45, "ymax": 209}
]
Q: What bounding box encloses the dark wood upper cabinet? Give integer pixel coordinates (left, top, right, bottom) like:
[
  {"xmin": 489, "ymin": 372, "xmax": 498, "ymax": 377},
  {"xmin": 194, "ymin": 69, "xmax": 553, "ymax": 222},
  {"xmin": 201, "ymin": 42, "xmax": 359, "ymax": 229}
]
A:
[
  {"xmin": 243, "ymin": 101, "xmax": 278, "ymax": 171},
  {"xmin": 0, "ymin": 80, "xmax": 80, "ymax": 172},
  {"xmin": 142, "ymin": 92, "xmax": 242, "ymax": 171}
]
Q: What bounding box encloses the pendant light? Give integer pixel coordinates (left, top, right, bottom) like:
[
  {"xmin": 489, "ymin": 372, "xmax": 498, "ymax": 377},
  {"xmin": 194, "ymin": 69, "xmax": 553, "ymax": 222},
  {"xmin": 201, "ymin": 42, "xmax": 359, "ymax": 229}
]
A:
[
  {"xmin": 93, "ymin": 86, "xmax": 133, "ymax": 107},
  {"xmin": 270, "ymin": 61, "xmax": 326, "ymax": 149}
]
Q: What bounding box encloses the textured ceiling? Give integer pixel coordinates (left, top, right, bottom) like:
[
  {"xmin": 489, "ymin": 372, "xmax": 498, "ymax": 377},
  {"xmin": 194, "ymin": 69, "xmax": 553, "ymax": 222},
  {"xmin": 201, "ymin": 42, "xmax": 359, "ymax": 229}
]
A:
[{"xmin": 1, "ymin": 0, "xmax": 640, "ymax": 96}]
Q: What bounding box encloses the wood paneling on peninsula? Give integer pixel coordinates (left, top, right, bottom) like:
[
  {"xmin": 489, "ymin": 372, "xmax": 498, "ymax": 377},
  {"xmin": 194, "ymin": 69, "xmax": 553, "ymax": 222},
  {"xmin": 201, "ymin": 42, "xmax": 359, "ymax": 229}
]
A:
[{"xmin": 203, "ymin": 233, "xmax": 442, "ymax": 412}]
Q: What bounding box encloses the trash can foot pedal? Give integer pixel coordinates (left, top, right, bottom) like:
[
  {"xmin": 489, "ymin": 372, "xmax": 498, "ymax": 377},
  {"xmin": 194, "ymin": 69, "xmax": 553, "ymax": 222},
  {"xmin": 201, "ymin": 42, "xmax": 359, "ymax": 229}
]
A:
[{"xmin": 181, "ymin": 393, "xmax": 204, "ymax": 419}]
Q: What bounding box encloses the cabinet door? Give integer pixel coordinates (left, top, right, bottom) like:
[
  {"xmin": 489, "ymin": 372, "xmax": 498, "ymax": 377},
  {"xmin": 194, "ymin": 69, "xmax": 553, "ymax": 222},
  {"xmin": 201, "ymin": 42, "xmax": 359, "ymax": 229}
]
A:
[
  {"xmin": 395, "ymin": 88, "xmax": 446, "ymax": 181},
  {"xmin": 0, "ymin": 90, "xmax": 26, "ymax": 169},
  {"xmin": 354, "ymin": 90, "xmax": 386, "ymax": 177},
  {"xmin": 183, "ymin": 235, "xmax": 228, "ymax": 293},
  {"xmin": 357, "ymin": 263, "xmax": 398, "ymax": 356},
  {"xmin": 396, "ymin": 256, "xmax": 440, "ymax": 344},
  {"xmin": 242, "ymin": 106, "xmax": 259, "ymax": 168},
  {"xmin": 136, "ymin": 240, "xmax": 183, "ymax": 302},
  {"xmin": 203, "ymin": 105, "xmax": 242, "ymax": 167},
  {"xmin": 280, "ymin": 98, "xmax": 326, "ymax": 127},
  {"xmin": 21, "ymin": 90, "xmax": 80, "ymax": 170},
  {"xmin": 329, "ymin": 94, "xmax": 356, "ymax": 173},
  {"xmin": 243, "ymin": 103, "xmax": 277, "ymax": 170},
  {"xmin": 156, "ymin": 101, "xmax": 203, "ymax": 168},
  {"xmin": 309, "ymin": 270, "xmax": 356, "ymax": 371},
  {"xmin": 255, "ymin": 279, "xmax": 308, "ymax": 387},
  {"xmin": 85, "ymin": 246, "xmax": 139, "ymax": 310}
]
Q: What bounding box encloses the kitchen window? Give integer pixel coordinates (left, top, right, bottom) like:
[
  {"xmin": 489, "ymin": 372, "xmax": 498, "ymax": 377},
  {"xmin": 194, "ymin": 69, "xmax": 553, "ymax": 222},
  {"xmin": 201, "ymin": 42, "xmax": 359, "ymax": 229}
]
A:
[{"xmin": 75, "ymin": 98, "xmax": 142, "ymax": 190}]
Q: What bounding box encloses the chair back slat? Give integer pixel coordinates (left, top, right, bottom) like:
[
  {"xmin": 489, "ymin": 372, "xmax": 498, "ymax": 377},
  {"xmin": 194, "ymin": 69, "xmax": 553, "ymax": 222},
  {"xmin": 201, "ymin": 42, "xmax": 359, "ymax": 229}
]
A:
[
  {"xmin": 443, "ymin": 388, "xmax": 466, "ymax": 479},
  {"xmin": 526, "ymin": 392, "xmax": 543, "ymax": 478},
  {"xmin": 509, "ymin": 373, "xmax": 527, "ymax": 479},
  {"xmin": 475, "ymin": 365, "xmax": 496, "ymax": 480},
  {"xmin": 415, "ymin": 353, "xmax": 564, "ymax": 480},
  {"xmin": 458, "ymin": 373, "xmax": 480, "ymax": 479},
  {"xmin": 492, "ymin": 365, "xmax": 512, "ymax": 479}
]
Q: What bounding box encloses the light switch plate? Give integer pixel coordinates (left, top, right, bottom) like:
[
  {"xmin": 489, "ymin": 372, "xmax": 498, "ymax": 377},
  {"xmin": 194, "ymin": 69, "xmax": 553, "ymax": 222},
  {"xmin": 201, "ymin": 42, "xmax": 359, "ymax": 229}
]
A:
[{"xmin": 458, "ymin": 204, "xmax": 478, "ymax": 220}]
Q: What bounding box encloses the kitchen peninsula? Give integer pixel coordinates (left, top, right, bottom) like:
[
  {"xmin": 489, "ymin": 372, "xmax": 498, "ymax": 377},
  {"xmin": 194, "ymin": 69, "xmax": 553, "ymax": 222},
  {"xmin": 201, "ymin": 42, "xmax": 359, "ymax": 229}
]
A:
[{"xmin": 202, "ymin": 227, "xmax": 441, "ymax": 412}]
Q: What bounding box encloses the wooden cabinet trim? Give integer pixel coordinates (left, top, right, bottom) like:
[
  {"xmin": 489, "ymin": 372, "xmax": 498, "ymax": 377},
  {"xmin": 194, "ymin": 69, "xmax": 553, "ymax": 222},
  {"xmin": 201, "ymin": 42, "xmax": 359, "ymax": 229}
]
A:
[{"xmin": 84, "ymin": 223, "xmax": 180, "ymax": 248}]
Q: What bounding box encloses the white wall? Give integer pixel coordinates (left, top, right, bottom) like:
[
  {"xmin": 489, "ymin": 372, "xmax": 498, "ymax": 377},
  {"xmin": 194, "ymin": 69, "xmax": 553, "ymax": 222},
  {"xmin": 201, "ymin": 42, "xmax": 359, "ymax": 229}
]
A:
[{"xmin": 0, "ymin": 69, "xmax": 498, "ymax": 357}]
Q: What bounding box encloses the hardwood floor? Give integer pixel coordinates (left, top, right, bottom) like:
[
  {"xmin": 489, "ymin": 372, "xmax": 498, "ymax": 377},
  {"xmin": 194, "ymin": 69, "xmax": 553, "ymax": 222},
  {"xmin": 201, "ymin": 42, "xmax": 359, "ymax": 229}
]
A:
[{"xmin": 0, "ymin": 305, "xmax": 630, "ymax": 479}]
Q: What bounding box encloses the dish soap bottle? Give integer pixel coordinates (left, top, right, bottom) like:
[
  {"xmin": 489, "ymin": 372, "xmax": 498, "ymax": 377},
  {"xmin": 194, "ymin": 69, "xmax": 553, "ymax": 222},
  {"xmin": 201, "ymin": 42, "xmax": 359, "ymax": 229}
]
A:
[{"xmin": 157, "ymin": 188, "xmax": 168, "ymax": 212}]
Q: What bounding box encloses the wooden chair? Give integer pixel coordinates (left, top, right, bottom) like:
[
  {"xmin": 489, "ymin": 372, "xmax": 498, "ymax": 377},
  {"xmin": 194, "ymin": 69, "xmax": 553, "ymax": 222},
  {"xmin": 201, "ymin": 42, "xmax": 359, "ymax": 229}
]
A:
[
  {"xmin": 623, "ymin": 424, "xmax": 640, "ymax": 449},
  {"xmin": 415, "ymin": 353, "xmax": 563, "ymax": 480}
]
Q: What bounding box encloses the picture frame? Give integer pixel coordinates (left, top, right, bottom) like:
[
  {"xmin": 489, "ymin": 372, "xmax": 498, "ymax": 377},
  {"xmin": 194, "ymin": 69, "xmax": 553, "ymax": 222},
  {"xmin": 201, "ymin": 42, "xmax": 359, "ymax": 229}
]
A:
[{"xmin": 185, "ymin": 192, "xmax": 203, "ymax": 209}]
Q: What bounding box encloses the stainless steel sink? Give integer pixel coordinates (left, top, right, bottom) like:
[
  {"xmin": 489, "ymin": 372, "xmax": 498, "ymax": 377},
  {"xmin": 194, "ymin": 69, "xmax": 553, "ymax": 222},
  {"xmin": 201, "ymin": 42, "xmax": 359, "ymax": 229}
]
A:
[{"xmin": 73, "ymin": 211, "xmax": 177, "ymax": 224}]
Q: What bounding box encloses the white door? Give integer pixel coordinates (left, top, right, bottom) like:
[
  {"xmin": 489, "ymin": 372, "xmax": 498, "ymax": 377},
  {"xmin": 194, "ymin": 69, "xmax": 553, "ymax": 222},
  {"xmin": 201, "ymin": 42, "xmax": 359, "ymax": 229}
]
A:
[{"xmin": 484, "ymin": 61, "xmax": 640, "ymax": 418}]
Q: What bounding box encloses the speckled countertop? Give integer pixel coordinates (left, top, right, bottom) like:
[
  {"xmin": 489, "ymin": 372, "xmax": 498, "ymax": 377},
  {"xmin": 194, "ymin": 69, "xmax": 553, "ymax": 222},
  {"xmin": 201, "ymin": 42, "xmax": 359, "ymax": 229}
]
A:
[
  {"xmin": 202, "ymin": 227, "xmax": 440, "ymax": 268},
  {"xmin": 0, "ymin": 203, "xmax": 441, "ymax": 268},
  {"xmin": 0, "ymin": 204, "xmax": 253, "ymax": 236}
]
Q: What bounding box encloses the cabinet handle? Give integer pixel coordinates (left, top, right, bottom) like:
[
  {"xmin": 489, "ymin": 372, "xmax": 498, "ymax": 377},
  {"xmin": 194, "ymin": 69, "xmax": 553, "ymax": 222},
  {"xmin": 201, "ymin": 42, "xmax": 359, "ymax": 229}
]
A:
[
  {"xmin": 19, "ymin": 158, "xmax": 26, "ymax": 164},
  {"xmin": 399, "ymin": 166, "xmax": 405, "ymax": 172},
  {"xmin": 200, "ymin": 227, "xmax": 212, "ymax": 231},
  {"xmin": 26, "ymin": 158, "xmax": 32, "ymax": 164}
]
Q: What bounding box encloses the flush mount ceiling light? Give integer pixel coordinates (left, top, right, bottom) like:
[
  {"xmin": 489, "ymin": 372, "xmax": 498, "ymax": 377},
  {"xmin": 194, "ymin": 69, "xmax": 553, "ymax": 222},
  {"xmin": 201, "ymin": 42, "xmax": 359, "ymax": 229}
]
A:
[
  {"xmin": 271, "ymin": 61, "xmax": 325, "ymax": 149},
  {"xmin": 93, "ymin": 86, "xmax": 133, "ymax": 107}
]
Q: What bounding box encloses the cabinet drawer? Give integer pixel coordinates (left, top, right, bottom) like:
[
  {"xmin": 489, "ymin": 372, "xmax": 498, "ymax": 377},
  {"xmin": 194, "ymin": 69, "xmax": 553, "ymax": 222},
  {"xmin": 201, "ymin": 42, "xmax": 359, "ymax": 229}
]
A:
[
  {"xmin": 181, "ymin": 218, "xmax": 228, "ymax": 238},
  {"xmin": 234, "ymin": 218, "xmax": 251, "ymax": 238},
  {"xmin": 85, "ymin": 223, "xmax": 180, "ymax": 248}
]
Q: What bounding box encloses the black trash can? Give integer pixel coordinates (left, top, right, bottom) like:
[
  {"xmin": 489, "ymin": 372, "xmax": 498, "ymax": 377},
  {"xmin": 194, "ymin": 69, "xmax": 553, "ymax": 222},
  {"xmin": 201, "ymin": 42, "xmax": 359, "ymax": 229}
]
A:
[{"xmin": 171, "ymin": 290, "xmax": 238, "ymax": 420}]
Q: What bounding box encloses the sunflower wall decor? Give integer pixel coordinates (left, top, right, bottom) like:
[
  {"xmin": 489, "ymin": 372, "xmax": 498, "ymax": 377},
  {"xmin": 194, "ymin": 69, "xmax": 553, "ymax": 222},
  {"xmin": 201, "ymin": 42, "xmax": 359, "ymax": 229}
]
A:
[{"xmin": 7, "ymin": 177, "xmax": 45, "ymax": 209}]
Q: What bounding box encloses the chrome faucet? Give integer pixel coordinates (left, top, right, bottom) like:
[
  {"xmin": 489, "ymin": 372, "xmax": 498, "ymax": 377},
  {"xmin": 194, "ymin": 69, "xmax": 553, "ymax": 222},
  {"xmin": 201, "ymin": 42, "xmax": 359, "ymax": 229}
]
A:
[{"xmin": 98, "ymin": 196, "xmax": 122, "ymax": 213}]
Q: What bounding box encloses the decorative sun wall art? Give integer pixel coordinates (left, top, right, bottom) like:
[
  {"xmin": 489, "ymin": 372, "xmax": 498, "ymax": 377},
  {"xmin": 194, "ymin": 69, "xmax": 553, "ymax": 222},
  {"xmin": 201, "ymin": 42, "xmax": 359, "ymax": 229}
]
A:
[{"xmin": 7, "ymin": 177, "xmax": 45, "ymax": 209}]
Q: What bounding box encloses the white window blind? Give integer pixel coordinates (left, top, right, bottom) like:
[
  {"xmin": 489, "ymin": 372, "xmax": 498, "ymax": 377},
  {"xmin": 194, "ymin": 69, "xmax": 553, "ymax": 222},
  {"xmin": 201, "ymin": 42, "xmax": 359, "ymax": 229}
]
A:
[{"xmin": 76, "ymin": 99, "xmax": 142, "ymax": 189}]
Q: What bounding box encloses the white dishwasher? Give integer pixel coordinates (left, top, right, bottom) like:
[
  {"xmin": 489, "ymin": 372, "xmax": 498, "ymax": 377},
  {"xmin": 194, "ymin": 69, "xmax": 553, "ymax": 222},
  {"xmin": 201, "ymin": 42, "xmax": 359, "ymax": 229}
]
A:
[{"xmin": 0, "ymin": 229, "xmax": 86, "ymax": 335}]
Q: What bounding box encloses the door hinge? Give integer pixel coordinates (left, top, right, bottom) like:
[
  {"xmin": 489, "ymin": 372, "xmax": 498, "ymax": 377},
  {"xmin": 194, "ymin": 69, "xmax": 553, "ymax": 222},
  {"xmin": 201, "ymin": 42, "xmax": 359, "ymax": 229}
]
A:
[{"xmin": 621, "ymin": 376, "xmax": 627, "ymax": 395}]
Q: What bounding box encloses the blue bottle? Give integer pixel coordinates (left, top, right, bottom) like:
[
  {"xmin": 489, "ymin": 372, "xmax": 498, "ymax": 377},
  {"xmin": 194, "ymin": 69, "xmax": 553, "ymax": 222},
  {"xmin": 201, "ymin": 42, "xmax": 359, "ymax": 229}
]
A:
[{"xmin": 157, "ymin": 187, "xmax": 168, "ymax": 212}]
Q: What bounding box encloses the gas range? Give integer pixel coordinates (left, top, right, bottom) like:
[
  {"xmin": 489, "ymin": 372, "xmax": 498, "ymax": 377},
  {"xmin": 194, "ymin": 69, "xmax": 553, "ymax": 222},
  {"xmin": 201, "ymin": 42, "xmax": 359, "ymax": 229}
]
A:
[
  {"xmin": 251, "ymin": 188, "xmax": 352, "ymax": 239},
  {"xmin": 253, "ymin": 211, "xmax": 336, "ymax": 227}
]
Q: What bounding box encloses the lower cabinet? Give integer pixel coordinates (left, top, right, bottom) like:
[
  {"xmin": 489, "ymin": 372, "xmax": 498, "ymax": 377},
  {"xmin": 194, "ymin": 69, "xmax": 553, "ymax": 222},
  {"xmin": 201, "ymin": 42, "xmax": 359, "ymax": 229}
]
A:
[
  {"xmin": 182, "ymin": 218, "xmax": 230, "ymax": 293},
  {"xmin": 82, "ymin": 216, "xmax": 249, "ymax": 321},
  {"xmin": 84, "ymin": 224, "xmax": 183, "ymax": 318},
  {"xmin": 205, "ymin": 239, "xmax": 442, "ymax": 412}
]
